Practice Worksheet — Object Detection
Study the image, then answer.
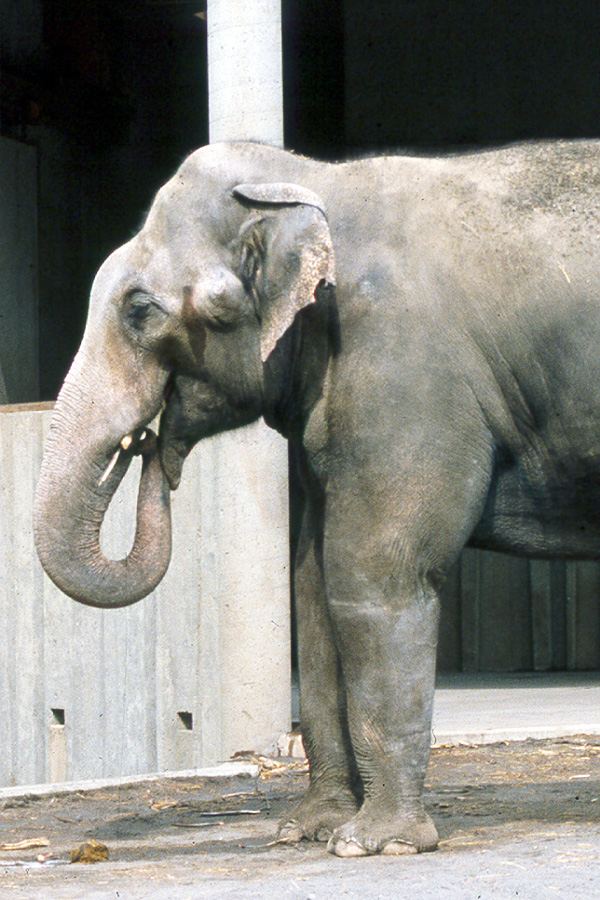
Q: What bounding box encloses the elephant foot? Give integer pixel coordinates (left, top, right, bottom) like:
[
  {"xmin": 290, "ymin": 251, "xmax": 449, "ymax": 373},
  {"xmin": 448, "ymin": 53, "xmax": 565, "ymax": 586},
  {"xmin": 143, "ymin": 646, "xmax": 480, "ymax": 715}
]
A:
[
  {"xmin": 277, "ymin": 784, "xmax": 359, "ymax": 844},
  {"xmin": 326, "ymin": 801, "xmax": 438, "ymax": 858}
]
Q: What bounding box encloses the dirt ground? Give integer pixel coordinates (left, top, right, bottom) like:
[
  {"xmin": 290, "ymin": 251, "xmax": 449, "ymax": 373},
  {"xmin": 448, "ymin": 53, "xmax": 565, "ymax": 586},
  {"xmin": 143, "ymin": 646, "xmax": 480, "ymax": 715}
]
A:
[{"xmin": 2, "ymin": 737, "xmax": 600, "ymax": 898}]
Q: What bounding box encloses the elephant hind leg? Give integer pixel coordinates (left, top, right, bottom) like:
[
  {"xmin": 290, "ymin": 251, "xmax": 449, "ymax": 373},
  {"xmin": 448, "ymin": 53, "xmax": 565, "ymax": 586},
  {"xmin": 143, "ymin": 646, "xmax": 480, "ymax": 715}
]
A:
[{"xmin": 278, "ymin": 486, "xmax": 361, "ymax": 844}]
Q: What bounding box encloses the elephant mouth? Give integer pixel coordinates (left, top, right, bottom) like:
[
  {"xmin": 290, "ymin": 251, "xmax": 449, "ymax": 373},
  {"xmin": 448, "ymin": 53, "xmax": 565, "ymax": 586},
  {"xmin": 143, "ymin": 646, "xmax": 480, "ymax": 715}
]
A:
[
  {"xmin": 97, "ymin": 375, "xmax": 184, "ymax": 493},
  {"xmin": 98, "ymin": 427, "xmax": 155, "ymax": 486}
]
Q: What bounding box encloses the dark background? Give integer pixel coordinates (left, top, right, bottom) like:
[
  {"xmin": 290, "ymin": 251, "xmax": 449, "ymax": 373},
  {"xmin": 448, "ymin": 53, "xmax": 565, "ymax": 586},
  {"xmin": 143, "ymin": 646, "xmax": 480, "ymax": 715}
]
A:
[{"xmin": 2, "ymin": 0, "xmax": 600, "ymax": 397}]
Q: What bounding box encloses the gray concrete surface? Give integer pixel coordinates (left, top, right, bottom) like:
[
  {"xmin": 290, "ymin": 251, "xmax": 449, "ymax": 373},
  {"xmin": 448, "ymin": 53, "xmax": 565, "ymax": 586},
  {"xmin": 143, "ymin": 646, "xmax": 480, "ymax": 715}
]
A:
[
  {"xmin": 433, "ymin": 671, "xmax": 600, "ymax": 745},
  {"xmin": 2, "ymin": 735, "xmax": 600, "ymax": 900},
  {"xmin": 2, "ymin": 675, "xmax": 600, "ymax": 898},
  {"xmin": 0, "ymin": 409, "xmax": 291, "ymax": 788},
  {"xmin": 204, "ymin": 0, "xmax": 291, "ymax": 763},
  {"xmin": 292, "ymin": 670, "xmax": 600, "ymax": 748},
  {"xmin": 290, "ymin": 670, "xmax": 600, "ymax": 748},
  {"xmin": 207, "ymin": 0, "xmax": 283, "ymax": 146},
  {"xmin": 3, "ymin": 829, "xmax": 599, "ymax": 900}
]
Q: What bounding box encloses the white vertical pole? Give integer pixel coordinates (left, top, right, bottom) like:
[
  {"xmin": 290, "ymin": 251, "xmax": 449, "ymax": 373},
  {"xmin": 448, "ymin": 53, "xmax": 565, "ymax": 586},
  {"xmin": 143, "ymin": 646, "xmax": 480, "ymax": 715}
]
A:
[
  {"xmin": 206, "ymin": 0, "xmax": 290, "ymax": 757},
  {"xmin": 208, "ymin": 0, "xmax": 283, "ymax": 148}
]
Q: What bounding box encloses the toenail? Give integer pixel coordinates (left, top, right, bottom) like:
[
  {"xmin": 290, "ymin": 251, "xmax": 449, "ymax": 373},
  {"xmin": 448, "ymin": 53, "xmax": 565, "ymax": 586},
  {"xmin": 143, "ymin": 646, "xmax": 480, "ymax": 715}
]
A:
[
  {"xmin": 329, "ymin": 838, "xmax": 368, "ymax": 858},
  {"xmin": 382, "ymin": 840, "xmax": 417, "ymax": 855}
]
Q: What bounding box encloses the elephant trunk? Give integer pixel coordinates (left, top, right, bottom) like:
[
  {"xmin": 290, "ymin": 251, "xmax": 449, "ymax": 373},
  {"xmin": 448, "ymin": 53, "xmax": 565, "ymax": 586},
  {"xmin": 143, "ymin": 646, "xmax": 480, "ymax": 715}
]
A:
[{"xmin": 34, "ymin": 376, "xmax": 172, "ymax": 608}]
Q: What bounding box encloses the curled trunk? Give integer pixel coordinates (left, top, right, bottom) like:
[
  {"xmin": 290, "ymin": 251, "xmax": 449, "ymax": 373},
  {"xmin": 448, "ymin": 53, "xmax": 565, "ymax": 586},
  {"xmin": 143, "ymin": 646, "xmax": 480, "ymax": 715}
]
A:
[{"xmin": 34, "ymin": 383, "xmax": 172, "ymax": 608}]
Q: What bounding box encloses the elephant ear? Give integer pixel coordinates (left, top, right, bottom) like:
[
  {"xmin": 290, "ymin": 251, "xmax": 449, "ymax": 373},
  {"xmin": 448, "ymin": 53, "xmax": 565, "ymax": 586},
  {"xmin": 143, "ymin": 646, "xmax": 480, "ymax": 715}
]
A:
[{"xmin": 233, "ymin": 183, "xmax": 336, "ymax": 361}]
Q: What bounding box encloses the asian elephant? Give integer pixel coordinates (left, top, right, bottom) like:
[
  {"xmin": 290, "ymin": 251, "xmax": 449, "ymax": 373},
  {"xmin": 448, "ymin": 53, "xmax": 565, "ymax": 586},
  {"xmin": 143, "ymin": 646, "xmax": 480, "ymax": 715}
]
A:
[{"xmin": 35, "ymin": 139, "xmax": 600, "ymax": 857}]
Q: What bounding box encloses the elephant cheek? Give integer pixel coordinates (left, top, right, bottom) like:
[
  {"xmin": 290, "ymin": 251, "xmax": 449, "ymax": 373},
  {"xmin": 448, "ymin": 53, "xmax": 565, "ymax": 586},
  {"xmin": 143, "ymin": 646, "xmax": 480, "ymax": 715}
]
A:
[{"xmin": 158, "ymin": 439, "xmax": 187, "ymax": 491}]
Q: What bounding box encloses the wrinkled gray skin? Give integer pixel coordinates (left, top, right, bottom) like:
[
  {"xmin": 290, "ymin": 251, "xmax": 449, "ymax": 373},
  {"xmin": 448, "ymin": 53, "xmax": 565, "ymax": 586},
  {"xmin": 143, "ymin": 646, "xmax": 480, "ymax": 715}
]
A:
[{"xmin": 35, "ymin": 140, "xmax": 600, "ymax": 856}]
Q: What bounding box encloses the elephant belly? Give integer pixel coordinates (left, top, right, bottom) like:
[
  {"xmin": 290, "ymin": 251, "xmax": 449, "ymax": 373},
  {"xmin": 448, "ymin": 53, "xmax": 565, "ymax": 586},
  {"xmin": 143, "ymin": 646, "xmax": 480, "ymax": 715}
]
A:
[{"xmin": 469, "ymin": 461, "xmax": 600, "ymax": 560}]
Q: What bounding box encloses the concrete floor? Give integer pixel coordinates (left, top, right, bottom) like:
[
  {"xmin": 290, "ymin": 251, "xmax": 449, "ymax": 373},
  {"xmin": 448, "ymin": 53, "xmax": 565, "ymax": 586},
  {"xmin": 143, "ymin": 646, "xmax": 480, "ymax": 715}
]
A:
[
  {"xmin": 291, "ymin": 670, "xmax": 600, "ymax": 747},
  {"xmin": 3, "ymin": 673, "xmax": 600, "ymax": 899},
  {"xmin": 2, "ymin": 736, "xmax": 600, "ymax": 900},
  {"xmin": 433, "ymin": 671, "xmax": 600, "ymax": 745}
]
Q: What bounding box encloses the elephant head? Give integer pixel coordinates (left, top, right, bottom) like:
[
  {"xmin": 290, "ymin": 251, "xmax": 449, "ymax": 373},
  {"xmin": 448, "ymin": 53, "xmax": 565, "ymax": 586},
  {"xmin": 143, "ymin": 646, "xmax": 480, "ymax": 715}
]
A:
[{"xmin": 34, "ymin": 147, "xmax": 335, "ymax": 608}]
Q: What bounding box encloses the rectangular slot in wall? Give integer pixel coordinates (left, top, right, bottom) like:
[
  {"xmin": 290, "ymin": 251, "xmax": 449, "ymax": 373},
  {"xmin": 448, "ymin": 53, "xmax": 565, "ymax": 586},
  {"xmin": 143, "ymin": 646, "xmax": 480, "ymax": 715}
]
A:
[
  {"xmin": 177, "ymin": 711, "xmax": 193, "ymax": 731},
  {"xmin": 51, "ymin": 708, "xmax": 65, "ymax": 726}
]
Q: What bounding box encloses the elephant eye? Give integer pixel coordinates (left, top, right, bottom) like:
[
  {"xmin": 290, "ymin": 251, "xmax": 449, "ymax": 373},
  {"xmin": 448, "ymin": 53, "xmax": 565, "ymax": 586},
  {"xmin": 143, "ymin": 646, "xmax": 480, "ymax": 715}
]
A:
[
  {"xmin": 121, "ymin": 291, "xmax": 171, "ymax": 350},
  {"xmin": 239, "ymin": 244, "xmax": 262, "ymax": 290},
  {"xmin": 122, "ymin": 291, "xmax": 168, "ymax": 336}
]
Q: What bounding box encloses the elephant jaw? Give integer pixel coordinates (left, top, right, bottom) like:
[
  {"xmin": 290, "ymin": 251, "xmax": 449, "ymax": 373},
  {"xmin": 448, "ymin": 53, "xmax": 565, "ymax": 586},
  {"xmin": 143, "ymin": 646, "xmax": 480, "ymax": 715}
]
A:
[
  {"xmin": 103, "ymin": 431, "xmax": 185, "ymax": 493},
  {"xmin": 157, "ymin": 438, "xmax": 186, "ymax": 491}
]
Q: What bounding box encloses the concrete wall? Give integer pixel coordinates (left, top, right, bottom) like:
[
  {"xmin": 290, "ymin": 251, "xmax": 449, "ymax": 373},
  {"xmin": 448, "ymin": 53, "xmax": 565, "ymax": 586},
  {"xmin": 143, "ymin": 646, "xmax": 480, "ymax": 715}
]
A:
[
  {"xmin": 0, "ymin": 1, "xmax": 292, "ymax": 790},
  {"xmin": 0, "ymin": 406, "xmax": 289, "ymax": 787}
]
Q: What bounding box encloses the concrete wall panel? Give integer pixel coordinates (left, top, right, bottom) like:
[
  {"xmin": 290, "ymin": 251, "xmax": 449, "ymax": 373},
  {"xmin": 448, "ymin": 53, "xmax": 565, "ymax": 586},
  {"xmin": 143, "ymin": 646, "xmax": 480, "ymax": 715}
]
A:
[
  {"xmin": 0, "ymin": 407, "xmax": 290, "ymax": 786},
  {"xmin": 438, "ymin": 550, "xmax": 600, "ymax": 673}
]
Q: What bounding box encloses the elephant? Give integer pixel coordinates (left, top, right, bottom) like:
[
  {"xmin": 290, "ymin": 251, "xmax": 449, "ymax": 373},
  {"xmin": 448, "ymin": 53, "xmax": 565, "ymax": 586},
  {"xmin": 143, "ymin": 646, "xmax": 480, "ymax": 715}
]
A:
[{"xmin": 34, "ymin": 138, "xmax": 600, "ymax": 857}]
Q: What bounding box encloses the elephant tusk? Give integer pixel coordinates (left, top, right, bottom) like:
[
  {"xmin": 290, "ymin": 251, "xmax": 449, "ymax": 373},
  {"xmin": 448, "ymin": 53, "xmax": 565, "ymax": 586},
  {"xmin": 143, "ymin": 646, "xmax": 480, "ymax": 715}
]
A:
[
  {"xmin": 98, "ymin": 448, "xmax": 121, "ymax": 486},
  {"xmin": 121, "ymin": 430, "xmax": 146, "ymax": 450},
  {"xmin": 98, "ymin": 430, "xmax": 150, "ymax": 485}
]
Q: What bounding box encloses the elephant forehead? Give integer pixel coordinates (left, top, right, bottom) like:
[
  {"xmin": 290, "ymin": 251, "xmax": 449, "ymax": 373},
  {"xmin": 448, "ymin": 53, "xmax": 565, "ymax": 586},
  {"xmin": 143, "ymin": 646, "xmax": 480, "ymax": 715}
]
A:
[
  {"xmin": 141, "ymin": 201, "xmax": 228, "ymax": 261},
  {"xmin": 89, "ymin": 242, "xmax": 139, "ymax": 310},
  {"xmin": 142, "ymin": 244, "xmax": 180, "ymax": 283},
  {"xmin": 145, "ymin": 178, "xmax": 220, "ymax": 238},
  {"xmin": 145, "ymin": 168, "xmax": 244, "ymax": 249},
  {"xmin": 145, "ymin": 176, "xmax": 190, "ymax": 226},
  {"xmin": 139, "ymin": 239, "xmax": 228, "ymax": 293}
]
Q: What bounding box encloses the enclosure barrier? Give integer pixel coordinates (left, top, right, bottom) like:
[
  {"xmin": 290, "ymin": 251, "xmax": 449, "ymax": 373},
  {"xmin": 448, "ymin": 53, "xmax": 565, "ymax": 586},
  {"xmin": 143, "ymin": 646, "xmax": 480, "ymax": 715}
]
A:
[
  {"xmin": 0, "ymin": 404, "xmax": 290, "ymax": 787},
  {"xmin": 1, "ymin": 404, "xmax": 599, "ymax": 787}
]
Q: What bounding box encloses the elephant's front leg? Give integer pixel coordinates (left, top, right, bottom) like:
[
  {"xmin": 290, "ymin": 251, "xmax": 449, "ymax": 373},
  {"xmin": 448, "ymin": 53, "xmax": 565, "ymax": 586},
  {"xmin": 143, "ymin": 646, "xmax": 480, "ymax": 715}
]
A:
[
  {"xmin": 278, "ymin": 498, "xmax": 361, "ymax": 844},
  {"xmin": 324, "ymin": 530, "xmax": 441, "ymax": 858}
]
